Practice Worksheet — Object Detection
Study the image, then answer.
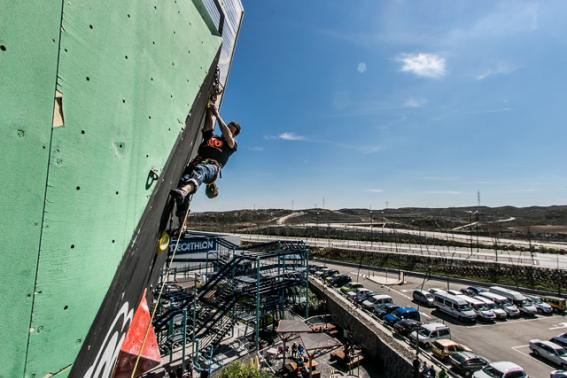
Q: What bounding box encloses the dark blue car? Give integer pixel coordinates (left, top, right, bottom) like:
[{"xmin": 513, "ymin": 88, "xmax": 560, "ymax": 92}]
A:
[
  {"xmin": 384, "ymin": 307, "xmax": 421, "ymax": 326},
  {"xmin": 373, "ymin": 303, "xmax": 400, "ymax": 318}
]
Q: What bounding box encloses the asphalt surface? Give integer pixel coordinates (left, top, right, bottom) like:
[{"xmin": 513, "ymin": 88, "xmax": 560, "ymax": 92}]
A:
[{"xmin": 317, "ymin": 261, "xmax": 567, "ymax": 378}]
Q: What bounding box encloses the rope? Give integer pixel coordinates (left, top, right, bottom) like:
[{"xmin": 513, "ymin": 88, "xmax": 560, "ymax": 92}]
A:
[{"xmin": 130, "ymin": 200, "xmax": 192, "ymax": 377}]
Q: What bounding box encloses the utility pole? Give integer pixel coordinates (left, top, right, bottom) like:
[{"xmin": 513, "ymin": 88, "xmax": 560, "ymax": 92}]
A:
[
  {"xmin": 476, "ymin": 191, "xmax": 481, "ymax": 253},
  {"xmin": 315, "ymin": 204, "xmax": 319, "ymax": 240},
  {"xmin": 370, "ymin": 204, "xmax": 373, "ymax": 248}
]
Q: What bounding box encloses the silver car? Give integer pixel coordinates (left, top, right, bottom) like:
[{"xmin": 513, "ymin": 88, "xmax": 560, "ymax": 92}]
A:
[
  {"xmin": 529, "ymin": 339, "xmax": 567, "ymax": 369},
  {"xmin": 527, "ymin": 295, "xmax": 554, "ymax": 315},
  {"xmin": 473, "ymin": 361, "xmax": 528, "ymax": 377}
]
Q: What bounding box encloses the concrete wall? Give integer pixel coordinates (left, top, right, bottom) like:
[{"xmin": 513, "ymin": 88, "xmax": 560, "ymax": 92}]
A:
[{"xmin": 310, "ymin": 279, "xmax": 415, "ymax": 378}]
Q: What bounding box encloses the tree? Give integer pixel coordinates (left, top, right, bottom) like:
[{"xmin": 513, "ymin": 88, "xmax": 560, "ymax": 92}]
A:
[{"xmin": 218, "ymin": 361, "xmax": 274, "ymax": 378}]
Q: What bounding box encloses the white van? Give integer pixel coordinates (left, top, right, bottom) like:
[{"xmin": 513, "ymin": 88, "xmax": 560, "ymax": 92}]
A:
[
  {"xmin": 409, "ymin": 322, "xmax": 451, "ymax": 347},
  {"xmin": 474, "ymin": 295, "xmax": 508, "ymax": 320},
  {"xmin": 479, "ymin": 292, "xmax": 520, "ymax": 318},
  {"xmin": 459, "ymin": 295, "xmax": 496, "ymax": 322},
  {"xmin": 362, "ymin": 294, "xmax": 393, "ymax": 310},
  {"xmin": 433, "ymin": 292, "xmax": 477, "ymax": 323},
  {"xmin": 489, "ymin": 286, "xmax": 538, "ymax": 316}
]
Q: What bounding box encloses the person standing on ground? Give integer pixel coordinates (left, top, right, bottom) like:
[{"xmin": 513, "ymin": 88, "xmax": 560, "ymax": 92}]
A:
[{"xmin": 291, "ymin": 342, "xmax": 298, "ymax": 358}]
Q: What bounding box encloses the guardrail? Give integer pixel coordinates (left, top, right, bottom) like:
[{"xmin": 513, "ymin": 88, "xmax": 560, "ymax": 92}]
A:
[{"xmin": 312, "ymin": 257, "xmax": 567, "ymax": 299}]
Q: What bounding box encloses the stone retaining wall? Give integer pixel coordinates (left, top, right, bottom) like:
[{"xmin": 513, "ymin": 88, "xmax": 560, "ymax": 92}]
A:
[{"xmin": 310, "ymin": 279, "xmax": 415, "ymax": 378}]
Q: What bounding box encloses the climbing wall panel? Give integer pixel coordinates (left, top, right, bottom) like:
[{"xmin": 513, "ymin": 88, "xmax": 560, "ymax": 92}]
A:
[
  {"xmin": 24, "ymin": 1, "xmax": 221, "ymax": 376},
  {"xmin": 0, "ymin": 2, "xmax": 63, "ymax": 377}
]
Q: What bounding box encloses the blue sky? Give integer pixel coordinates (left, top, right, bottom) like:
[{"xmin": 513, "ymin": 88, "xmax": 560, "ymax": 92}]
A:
[{"xmin": 192, "ymin": 0, "xmax": 567, "ymax": 211}]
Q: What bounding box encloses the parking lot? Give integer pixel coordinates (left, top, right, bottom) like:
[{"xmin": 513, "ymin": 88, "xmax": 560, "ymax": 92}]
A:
[{"xmin": 314, "ymin": 260, "xmax": 567, "ymax": 378}]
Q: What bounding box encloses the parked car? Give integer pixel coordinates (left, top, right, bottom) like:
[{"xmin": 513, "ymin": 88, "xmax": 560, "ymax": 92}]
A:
[
  {"xmin": 355, "ymin": 289, "xmax": 375, "ymax": 304},
  {"xmin": 550, "ymin": 370, "xmax": 567, "ymax": 378},
  {"xmin": 309, "ymin": 265, "xmax": 325, "ymax": 274},
  {"xmin": 460, "ymin": 295, "xmax": 496, "ymax": 322},
  {"xmin": 413, "ymin": 289, "xmax": 434, "ymax": 307},
  {"xmin": 362, "ymin": 294, "xmax": 393, "ymax": 310},
  {"xmin": 384, "ymin": 307, "xmax": 421, "ymax": 326},
  {"xmin": 393, "ymin": 319, "xmax": 421, "ymax": 336},
  {"xmin": 551, "ymin": 333, "xmax": 567, "ymax": 349},
  {"xmin": 527, "ymin": 295, "xmax": 554, "ymax": 315},
  {"xmin": 321, "ymin": 269, "xmax": 339, "ymax": 278},
  {"xmin": 449, "ymin": 351, "xmax": 490, "ymax": 377},
  {"xmin": 529, "ymin": 339, "xmax": 567, "ymax": 369},
  {"xmin": 479, "ymin": 292, "xmax": 521, "ymax": 318},
  {"xmin": 431, "ymin": 339, "xmax": 472, "ymax": 361},
  {"xmin": 340, "ymin": 282, "xmax": 363, "ymax": 294},
  {"xmin": 433, "ymin": 291, "xmax": 477, "ymax": 323},
  {"xmin": 474, "ymin": 296, "xmax": 508, "ymax": 320},
  {"xmin": 330, "ymin": 274, "xmax": 352, "ymax": 288},
  {"xmin": 324, "ymin": 272, "xmax": 340, "ymax": 285},
  {"xmin": 345, "ymin": 290, "xmax": 358, "ymax": 302},
  {"xmin": 448, "ymin": 289, "xmax": 463, "ymax": 296},
  {"xmin": 472, "ymin": 361, "xmax": 528, "ymax": 378},
  {"xmin": 429, "ymin": 288, "xmax": 448, "ymax": 295},
  {"xmin": 409, "ymin": 323, "xmax": 451, "ymax": 347},
  {"xmin": 489, "ymin": 286, "xmax": 538, "ymax": 317},
  {"xmin": 543, "ymin": 296, "xmax": 567, "ymax": 313},
  {"xmin": 461, "ymin": 286, "xmax": 488, "ymax": 296},
  {"xmin": 374, "ymin": 303, "xmax": 400, "ymax": 319}
]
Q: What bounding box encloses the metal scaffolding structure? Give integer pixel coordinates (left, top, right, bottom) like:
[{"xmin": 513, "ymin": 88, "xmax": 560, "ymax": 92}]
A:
[{"xmin": 152, "ymin": 237, "xmax": 310, "ymax": 374}]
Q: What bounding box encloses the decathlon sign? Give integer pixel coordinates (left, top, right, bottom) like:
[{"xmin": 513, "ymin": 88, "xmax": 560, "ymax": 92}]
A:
[{"xmin": 170, "ymin": 237, "xmax": 217, "ymax": 255}]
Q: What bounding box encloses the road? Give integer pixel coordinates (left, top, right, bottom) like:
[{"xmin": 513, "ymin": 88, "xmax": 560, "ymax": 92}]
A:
[
  {"xmin": 317, "ymin": 260, "xmax": 567, "ymax": 378},
  {"xmin": 303, "ymin": 222, "xmax": 567, "ymax": 252},
  {"xmin": 235, "ymin": 233, "xmax": 567, "ymax": 269}
]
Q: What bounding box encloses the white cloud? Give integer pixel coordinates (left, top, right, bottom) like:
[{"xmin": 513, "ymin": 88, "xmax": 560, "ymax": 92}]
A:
[
  {"xmin": 476, "ymin": 63, "xmax": 517, "ymax": 80},
  {"xmin": 279, "ymin": 132, "xmax": 305, "ymax": 141},
  {"xmin": 397, "ymin": 53, "xmax": 446, "ymax": 78},
  {"xmin": 357, "ymin": 62, "xmax": 367, "ymax": 73},
  {"xmin": 366, "ymin": 188, "xmax": 384, "ymax": 193},
  {"xmin": 265, "ymin": 132, "xmax": 305, "ymax": 141},
  {"xmin": 425, "ymin": 190, "xmax": 462, "ymax": 195},
  {"xmin": 404, "ymin": 97, "xmax": 427, "ymax": 108}
]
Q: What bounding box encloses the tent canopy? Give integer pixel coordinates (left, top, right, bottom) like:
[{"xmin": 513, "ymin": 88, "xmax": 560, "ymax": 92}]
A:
[
  {"xmin": 276, "ymin": 319, "xmax": 312, "ymax": 334},
  {"xmin": 300, "ymin": 332, "xmax": 342, "ymax": 352}
]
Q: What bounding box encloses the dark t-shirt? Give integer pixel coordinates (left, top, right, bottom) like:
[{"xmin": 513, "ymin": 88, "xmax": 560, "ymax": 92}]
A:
[{"xmin": 197, "ymin": 129, "xmax": 237, "ymax": 167}]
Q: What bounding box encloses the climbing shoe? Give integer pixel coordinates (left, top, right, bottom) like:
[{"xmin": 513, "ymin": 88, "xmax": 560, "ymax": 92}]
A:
[
  {"xmin": 205, "ymin": 183, "xmax": 219, "ymax": 199},
  {"xmin": 171, "ymin": 188, "xmax": 191, "ymax": 217}
]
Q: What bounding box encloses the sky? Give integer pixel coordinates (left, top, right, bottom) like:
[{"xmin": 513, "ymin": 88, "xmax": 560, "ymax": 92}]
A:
[{"xmin": 192, "ymin": 0, "xmax": 567, "ymax": 212}]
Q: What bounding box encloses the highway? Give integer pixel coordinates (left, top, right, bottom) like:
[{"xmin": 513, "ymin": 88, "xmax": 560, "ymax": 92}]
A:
[
  {"xmin": 316, "ymin": 260, "xmax": 567, "ymax": 378},
  {"xmin": 235, "ymin": 233, "xmax": 567, "ymax": 269},
  {"xmin": 301, "ymin": 222, "xmax": 567, "ymax": 252}
]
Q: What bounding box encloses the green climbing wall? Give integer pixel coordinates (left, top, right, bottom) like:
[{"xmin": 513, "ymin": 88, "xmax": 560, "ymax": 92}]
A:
[
  {"xmin": 1, "ymin": 1, "xmax": 221, "ymax": 376},
  {"xmin": 0, "ymin": 2, "xmax": 63, "ymax": 377}
]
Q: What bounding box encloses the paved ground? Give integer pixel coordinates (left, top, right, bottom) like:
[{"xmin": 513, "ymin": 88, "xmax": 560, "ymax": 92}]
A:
[{"xmin": 318, "ymin": 261, "xmax": 567, "ymax": 378}]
